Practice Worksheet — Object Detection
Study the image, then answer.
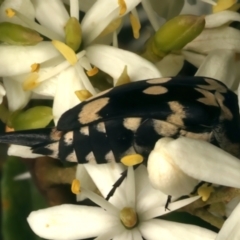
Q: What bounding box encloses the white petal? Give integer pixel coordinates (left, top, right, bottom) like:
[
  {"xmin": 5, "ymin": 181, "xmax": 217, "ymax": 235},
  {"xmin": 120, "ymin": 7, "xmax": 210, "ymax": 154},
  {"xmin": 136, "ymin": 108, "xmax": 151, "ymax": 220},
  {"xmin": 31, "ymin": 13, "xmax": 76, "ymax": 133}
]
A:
[
  {"xmin": 195, "ymin": 49, "xmax": 236, "ymax": 90},
  {"xmin": 31, "ymin": 0, "xmax": 69, "ymax": 39},
  {"xmin": 27, "ymin": 204, "xmax": 118, "ymax": 240},
  {"xmin": 135, "ymin": 165, "xmax": 168, "ymax": 214},
  {"xmin": 75, "ymin": 164, "xmax": 97, "ymax": 201},
  {"xmin": 86, "ymin": 44, "xmax": 161, "ymax": 84},
  {"xmin": 52, "ymin": 66, "xmax": 84, "ymax": 125},
  {"xmin": 8, "ymin": 145, "xmax": 43, "ymax": 158},
  {"xmin": 180, "ymin": 0, "xmax": 212, "ymax": 15},
  {"xmin": 84, "ymin": 163, "xmax": 127, "ymax": 208},
  {"xmin": 140, "ymin": 196, "xmax": 200, "ymax": 221},
  {"xmin": 3, "ymin": 78, "xmax": 31, "ymax": 111},
  {"xmin": 139, "ymin": 219, "xmax": 216, "ymax": 240},
  {"xmin": 0, "ymin": 0, "xmax": 35, "ymax": 25},
  {"xmin": 217, "ymin": 202, "xmax": 240, "ymax": 240},
  {"xmin": 181, "ymin": 50, "xmax": 205, "ymax": 68},
  {"xmin": 163, "ymin": 137, "xmax": 240, "ymax": 189},
  {"xmin": 205, "ymin": 11, "xmax": 240, "ymax": 28},
  {"xmin": 0, "ymin": 42, "xmax": 59, "ymax": 77},
  {"xmin": 155, "ymin": 54, "xmax": 184, "ymax": 76},
  {"xmin": 81, "ymin": 0, "xmax": 141, "ymax": 45},
  {"xmin": 32, "ymin": 77, "xmax": 57, "ymax": 97},
  {"xmin": 184, "ymin": 27, "xmax": 240, "ymax": 54},
  {"xmin": 147, "ymin": 138, "xmax": 199, "ymax": 196}
]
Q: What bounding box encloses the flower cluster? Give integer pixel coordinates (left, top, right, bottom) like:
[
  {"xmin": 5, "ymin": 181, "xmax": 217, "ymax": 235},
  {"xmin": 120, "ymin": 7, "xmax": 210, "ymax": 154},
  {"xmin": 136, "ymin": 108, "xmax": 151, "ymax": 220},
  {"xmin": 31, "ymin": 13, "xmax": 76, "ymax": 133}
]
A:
[{"xmin": 1, "ymin": 0, "xmax": 240, "ymax": 239}]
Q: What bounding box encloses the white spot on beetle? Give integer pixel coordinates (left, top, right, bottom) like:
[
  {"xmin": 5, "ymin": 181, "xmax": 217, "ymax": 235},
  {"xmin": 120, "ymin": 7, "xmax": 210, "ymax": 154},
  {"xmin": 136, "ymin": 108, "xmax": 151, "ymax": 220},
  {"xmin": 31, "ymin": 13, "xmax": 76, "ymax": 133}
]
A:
[
  {"xmin": 105, "ymin": 151, "xmax": 116, "ymax": 163},
  {"xmin": 66, "ymin": 150, "xmax": 77, "ymax": 162},
  {"xmin": 96, "ymin": 122, "xmax": 106, "ymax": 133},
  {"xmin": 143, "ymin": 86, "xmax": 168, "ymax": 95},
  {"xmin": 63, "ymin": 131, "xmax": 73, "ymax": 145},
  {"xmin": 80, "ymin": 126, "xmax": 89, "ymax": 136},
  {"xmin": 195, "ymin": 88, "xmax": 218, "ymax": 107},
  {"xmin": 79, "ymin": 97, "xmax": 110, "ymax": 124},
  {"xmin": 167, "ymin": 101, "xmax": 186, "ymax": 126},
  {"xmin": 123, "ymin": 118, "xmax": 141, "ymax": 132},
  {"xmin": 153, "ymin": 119, "xmax": 179, "ymax": 136},
  {"xmin": 85, "ymin": 151, "xmax": 97, "ymax": 163}
]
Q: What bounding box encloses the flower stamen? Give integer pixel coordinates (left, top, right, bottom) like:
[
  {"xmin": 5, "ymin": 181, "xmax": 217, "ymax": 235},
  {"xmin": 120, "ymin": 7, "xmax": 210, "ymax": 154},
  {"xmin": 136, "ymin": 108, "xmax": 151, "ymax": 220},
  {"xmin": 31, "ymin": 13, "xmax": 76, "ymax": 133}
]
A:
[
  {"xmin": 118, "ymin": 0, "xmax": 127, "ymax": 16},
  {"xmin": 130, "ymin": 11, "xmax": 141, "ymax": 39},
  {"xmin": 197, "ymin": 183, "xmax": 214, "ymax": 201},
  {"xmin": 5, "ymin": 8, "xmax": 15, "ymax": 18},
  {"xmin": 71, "ymin": 179, "xmax": 81, "ymax": 194},
  {"xmin": 121, "ymin": 154, "xmax": 143, "ymax": 166},
  {"xmin": 75, "ymin": 90, "xmax": 93, "ymax": 101},
  {"xmin": 120, "ymin": 207, "xmax": 138, "ymax": 229},
  {"xmin": 87, "ymin": 66, "xmax": 98, "ymax": 76},
  {"xmin": 22, "ymin": 72, "xmax": 40, "ymax": 91},
  {"xmin": 31, "ymin": 63, "xmax": 40, "ymax": 73},
  {"xmin": 52, "ymin": 40, "xmax": 78, "ymax": 65}
]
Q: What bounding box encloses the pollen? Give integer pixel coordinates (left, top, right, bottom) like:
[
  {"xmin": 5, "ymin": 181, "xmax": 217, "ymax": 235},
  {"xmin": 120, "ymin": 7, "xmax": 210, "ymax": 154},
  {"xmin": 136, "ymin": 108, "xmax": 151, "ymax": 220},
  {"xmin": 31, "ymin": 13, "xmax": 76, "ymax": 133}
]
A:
[
  {"xmin": 130, "ymin": 12, "xmax": 141, "ymax": 39},
  {"xmin": 121, "ymin": 154, "xmax": 143, "ymax": 166},
  {"xmin": 22, "ymin": 72, "xmax": 40, "ymax": 91},
  {"xmin": 86, "ymin": 66, "xmax": 98, "ymax": 76},
  {"xmin": 31, "ymin": 63, "xmax": 40, "ymax": 73},
  {"xmin": 52, "ymin": 40, "xmax": 77, "ymax": 65},
  {"xmin": 75, "ymin": 90, "xmax": 93, "ymax": 101},
  {"xmin": 71, "ymin": 179, "xmax": 81, "ymax": 194},
  {"xmin": 118, "ymin": 0, "xmax": 127, "ymax": 16},
  {"xmin": 197, "ymin": 183, "xmax": 214, "ymax": 201},
  {"xmin": 5, "ymin": 8, "xmax": 15, "ymax": 18},
  {"xmin": 120, "ymin": 207, "xmax": 138, "ymax": 229}
]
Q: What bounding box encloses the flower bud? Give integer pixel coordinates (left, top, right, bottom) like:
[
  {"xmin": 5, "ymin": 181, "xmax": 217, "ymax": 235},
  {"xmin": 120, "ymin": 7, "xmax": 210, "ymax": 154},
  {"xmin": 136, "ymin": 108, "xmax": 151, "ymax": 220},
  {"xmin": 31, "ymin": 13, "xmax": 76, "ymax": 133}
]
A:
[
  {"xmin": 0, "ymin": 22, "xmax": 43, "ymax": 45},
  {"xmin": 10, "ymin": 106, "xmax": 53, "ymax": 130},
  {"xmin": 64, "ymin": 17, "xmax": 82, "ymax": 51},
  {"xmin": 144, "ymin": 15, "xmax": 205, "ymax": 62}
]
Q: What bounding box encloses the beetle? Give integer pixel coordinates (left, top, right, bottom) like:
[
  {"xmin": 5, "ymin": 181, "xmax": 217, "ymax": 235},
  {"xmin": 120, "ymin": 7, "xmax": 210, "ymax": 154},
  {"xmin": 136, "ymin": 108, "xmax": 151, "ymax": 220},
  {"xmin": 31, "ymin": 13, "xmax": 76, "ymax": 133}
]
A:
[{"xmin": 1, "ymin": 76, "xmax": 240, "ymax": 199}]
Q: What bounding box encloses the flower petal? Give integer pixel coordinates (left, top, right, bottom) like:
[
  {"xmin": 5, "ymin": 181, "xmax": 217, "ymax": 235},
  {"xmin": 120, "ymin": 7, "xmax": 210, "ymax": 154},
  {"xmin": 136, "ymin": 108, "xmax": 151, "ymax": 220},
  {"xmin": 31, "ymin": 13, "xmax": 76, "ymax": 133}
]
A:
[
  {"xmin": 139, "ymin": 219, "xmax": 216, "ymax": 240},
  {"xmin": 52, "ymin": 66, "xmax": 84, "ymax": 124},
  {"xmin": 217, "ymin": 202, "xmax": 240, "ymax": 240},
  {"xmin": 184, "ymin": 27, "xmax": 240, "ymax": 54},
  {"xmin": 3, "ymin": 78, "xmax": 31, "ymax": 111},
  {"xmin": 0, "ymin": 0, "xmax": 35, "ymax": 25},
  {"xmin": 205, "ymin": 10, "xmax": 240, "ymax": 28},
  {"xmin": 86, "ymin": 44, "xmax": 161, "ymax": 84},
  {"xmin": 81, "ymin": 0, "xmax": 141, "ymax": 45},
  {"xmin": 162, "ymin": 137, "xmax": 240, "ymax": 189},
  {"xmin": 147, "ymin": 138, "xmax": 199, "ymax": 196},
  {"xmin": 155, "ymin": 54, "xmax": 184, "ymax": 76},
  {"xmin": 27, "ymin": 204, "xmax": 118, "ymax": 240},
  {"xmin": 195, "ymin": 49, "xmax": 236, "ymax": 90},
  {"xmin": 31, "ymin": 0, "xmax": 69, "ymax": 39},
  {"xmin": 181, "ymin": 50, "xmax": 205, "ymax": 68},
  {"xmin": 0, "ymin": 42, "xmax": 59, "ymax": 77}
]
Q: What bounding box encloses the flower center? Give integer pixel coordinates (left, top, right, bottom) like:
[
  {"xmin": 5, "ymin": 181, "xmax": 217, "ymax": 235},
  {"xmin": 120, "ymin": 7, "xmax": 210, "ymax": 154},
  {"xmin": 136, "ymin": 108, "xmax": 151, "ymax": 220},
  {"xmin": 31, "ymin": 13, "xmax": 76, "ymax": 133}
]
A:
[{"xmin": 119, "ymin": 207, "xmax": 138, "ymax": 229}]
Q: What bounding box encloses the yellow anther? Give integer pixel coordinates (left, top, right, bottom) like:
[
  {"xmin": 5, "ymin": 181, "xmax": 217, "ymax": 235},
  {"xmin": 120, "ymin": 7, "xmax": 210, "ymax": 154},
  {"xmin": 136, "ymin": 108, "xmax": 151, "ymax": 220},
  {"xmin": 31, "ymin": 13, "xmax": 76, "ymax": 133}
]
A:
[
  {"xmin": 5, "ymin": 8, "xmax": 15, "ymax": 18},
  {"xmin": 197, "ymin": 184, "xmax": 214, "ymax": 201},
  {"xmin": 115, "ymin": 65, "xmax": 131, "ymax": 86},
  {"xmin": 22, "ymin": 72, "xmax": 40, "ymax": 91},
  {"xmin": 120, "ymin": 207, "xmax": 138, "ymax": 229},
  {"xmin": 75, "ymin": 90, "xmax": 93, "ymax": 101},
  {"xmin": 121, "ymin": 154, "xmax": 143, "ymax": 166},
  {"xmin": 86, "ymin": 66, "xmax": 98, "ymax": 77},
  {"xmin": 52, "ymin": 40, "xmax": 77, "ymax": 65},
  {"xmin": 213, "ymin": 0, "xmax": 237, "ymax": 12},
  {"xmin": 100, "ymin": 18, "xmax": 122, "ymax": 37},
  {"xmin": 5, "ymin": 126, "xmax": 14, "ymax": 132},
  {"xmin": 129, "ymin": 13, "xmax": 141, "ymax": 39},
  {"xmin": 31, "ymin": 63, "xmax": 40, "ymax": 73},
  {"xmin": 71, "ymin": 179, "xmax": 81, "ymax": 194},
  {"xmin": 118, "ymin": 0, "xmax": 127, "ymax": 16}
]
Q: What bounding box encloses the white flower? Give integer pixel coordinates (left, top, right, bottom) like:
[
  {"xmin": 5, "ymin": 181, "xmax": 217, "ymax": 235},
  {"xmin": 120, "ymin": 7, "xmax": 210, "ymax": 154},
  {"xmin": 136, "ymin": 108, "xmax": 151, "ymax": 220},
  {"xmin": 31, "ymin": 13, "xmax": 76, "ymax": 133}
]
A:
[
  {"xmin": 0, "ymin": 0, "xmax": 161, "ymax": 124},
  {"xmin": 27, "ymin": 164, "xmax": 217, "ymax": 240},
  {"xmin": 183, "ymin": 10, "xmax": 240, "ymax": 90},
  {"xmin": 148, "ymin": 137, "xmax": 240, "ymax": 197}
]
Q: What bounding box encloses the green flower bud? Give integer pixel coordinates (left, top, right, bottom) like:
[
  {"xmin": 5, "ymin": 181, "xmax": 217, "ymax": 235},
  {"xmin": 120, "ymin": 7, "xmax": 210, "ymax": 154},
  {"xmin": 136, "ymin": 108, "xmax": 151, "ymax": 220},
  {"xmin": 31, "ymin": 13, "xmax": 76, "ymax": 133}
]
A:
[
  {"xmin": 153, "ymin": 15, "xmax": 205, "ymax": 56},
  {"xmin": 64, "ymin": 17, "xmax": 82, "ymax": 51},
  {"xmin": 142, "ymin": 15, "xmax": 205, "ymax": 62},
  {"xmin": 10, "ymin": 106, "xmax": 53, "ymax": 130},
  {"xmin": 0, "ymin": 22, "xmax": 43, "ymax": 45}
]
